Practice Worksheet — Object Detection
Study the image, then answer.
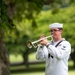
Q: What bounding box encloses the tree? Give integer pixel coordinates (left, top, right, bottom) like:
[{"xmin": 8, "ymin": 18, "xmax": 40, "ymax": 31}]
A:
[
  {"xmin": 1, "ymin": 0, "xmax": 49, "ymax": 74},
  {"xmin": 0, "ymin": 0, "xmax": 13, "ymax": 74}
]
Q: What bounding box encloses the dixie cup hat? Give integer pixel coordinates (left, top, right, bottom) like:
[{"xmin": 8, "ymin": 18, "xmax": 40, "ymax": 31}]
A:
[{"xmin": 49, "ymin": 23, "xmax": 63, "ymax": 28}]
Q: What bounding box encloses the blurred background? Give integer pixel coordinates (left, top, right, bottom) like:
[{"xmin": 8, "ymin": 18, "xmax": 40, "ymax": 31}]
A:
[{"xmin": 0, "ymin": 0, "xmax": 75, "ymax": 75}]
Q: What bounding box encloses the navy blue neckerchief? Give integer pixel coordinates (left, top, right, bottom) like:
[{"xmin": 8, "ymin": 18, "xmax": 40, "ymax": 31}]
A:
[{"xmin": 48, "ymin": 40, "xmax": 64, "ymax": 58}]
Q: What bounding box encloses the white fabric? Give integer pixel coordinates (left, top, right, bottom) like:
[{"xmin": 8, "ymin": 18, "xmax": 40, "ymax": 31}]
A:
[
  {"xmin": 49, "ymin": 23, "xmax": 63, "ymax": 28},
  {"xmin": 36, "ymin": 38, "xmax": 71, "ymax": 75}
]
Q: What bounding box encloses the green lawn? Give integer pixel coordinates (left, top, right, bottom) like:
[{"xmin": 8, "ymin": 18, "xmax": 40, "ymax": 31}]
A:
[
  {"xmin": 11, "ymin": 72, "xmax": 44, "ymax": 75},
  {"xmin": 10, "ymin": 53, "xmax": 75, "ymax": 75}
]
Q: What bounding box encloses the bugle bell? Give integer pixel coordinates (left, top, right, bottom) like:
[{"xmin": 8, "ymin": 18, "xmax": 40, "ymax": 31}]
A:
[{"xmin": 27, "ymin": 35, "xmax": 52, "ymax": 49}]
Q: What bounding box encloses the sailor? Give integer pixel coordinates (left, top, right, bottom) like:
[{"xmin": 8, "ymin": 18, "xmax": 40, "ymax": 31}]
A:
[{"xmin": 36, "ymin": 23, "xmax": 71, "ymax": 75}]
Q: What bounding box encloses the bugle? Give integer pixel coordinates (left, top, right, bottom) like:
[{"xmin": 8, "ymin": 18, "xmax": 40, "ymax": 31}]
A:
[{"xmin": 27, "ymin": 35, "xmax": 52, "ymax": 49}]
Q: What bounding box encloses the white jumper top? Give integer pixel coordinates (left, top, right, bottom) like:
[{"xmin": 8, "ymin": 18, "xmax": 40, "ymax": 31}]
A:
[{"xmin": 36, "ymin": 38, "xmax": 71, "ymax": 75}]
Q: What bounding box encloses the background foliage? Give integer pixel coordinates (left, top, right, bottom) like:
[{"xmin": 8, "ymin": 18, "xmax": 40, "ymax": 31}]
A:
[{"xmin": 4, "ymin": 3, "xmax": 75, "ymax": 55}]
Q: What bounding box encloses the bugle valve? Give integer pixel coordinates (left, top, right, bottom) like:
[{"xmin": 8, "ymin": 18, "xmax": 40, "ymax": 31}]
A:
[{"xmin": 27, "ymin": 35, "xmax": 52, "ymax": 49}]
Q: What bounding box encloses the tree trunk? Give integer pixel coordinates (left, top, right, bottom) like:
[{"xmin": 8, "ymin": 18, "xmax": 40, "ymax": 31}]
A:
[
  {"xmin": 0, "ymin": 29, "xmax": 10, "ymax": 75},
  {"xmin": 22, "ymin": 48, "xmax": 29, "ymax": 68}
]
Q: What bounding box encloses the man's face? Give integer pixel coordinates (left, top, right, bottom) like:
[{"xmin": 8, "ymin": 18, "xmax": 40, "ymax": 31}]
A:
[{"xmin": 50, "ymin": 28, "xmax": 62, "ymax": 39}]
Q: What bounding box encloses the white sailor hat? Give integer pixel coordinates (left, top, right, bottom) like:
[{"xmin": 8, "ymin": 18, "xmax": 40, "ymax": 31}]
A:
[{"xmin": 49, "ymin": 23, "xmax": 63, "ymax": 28}]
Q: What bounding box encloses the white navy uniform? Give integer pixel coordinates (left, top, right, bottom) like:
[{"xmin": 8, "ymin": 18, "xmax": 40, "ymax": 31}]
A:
[{"xmin": 36, "ymin": 38, "xmax": 71, "ymax": 75}]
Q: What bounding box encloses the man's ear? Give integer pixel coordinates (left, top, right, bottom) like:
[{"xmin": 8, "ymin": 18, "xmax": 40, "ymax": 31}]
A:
[{"xmin": 60, "ymin": 30, "xmax": 63, "ymax": 33}]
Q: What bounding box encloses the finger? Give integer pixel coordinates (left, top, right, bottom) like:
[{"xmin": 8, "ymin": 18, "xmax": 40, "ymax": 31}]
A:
[{"xmin": 40, "ymin": 34, "xmax": 45, "ymax": 38}]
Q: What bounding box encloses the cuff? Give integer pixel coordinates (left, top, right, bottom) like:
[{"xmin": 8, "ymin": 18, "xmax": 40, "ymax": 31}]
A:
[
  {"xmin": 46, "ymin": 43, "xmax": 50, "ymax": 48},
  {"xmin": 38, "ymin": 44, "xmax": 43, "ymax": 48}
]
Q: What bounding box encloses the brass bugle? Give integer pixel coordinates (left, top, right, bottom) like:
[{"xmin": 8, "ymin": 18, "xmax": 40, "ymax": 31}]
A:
[{"xmin": 27, "ymin": 35, "xmax": 52, "ymax": 49}]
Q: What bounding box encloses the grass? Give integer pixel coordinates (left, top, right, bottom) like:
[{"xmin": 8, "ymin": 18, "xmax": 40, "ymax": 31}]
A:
[
  {"xmin": 10, "ymin": 54, "xmax": 23, "ymax": 63},
  {"xmin": 11, "ymin": 72, "xmax": 44, "ymax": 75},
  {"xmin": 10, "ymin": 53, "xmax": 75, "ymax": 75},
  {"xmin": 11, "ymin": 71, "xmax": 75, "ymax": 75},
  {"xmin": 69, "ymin": 71, "xmax": 75, "ymax": 75}
]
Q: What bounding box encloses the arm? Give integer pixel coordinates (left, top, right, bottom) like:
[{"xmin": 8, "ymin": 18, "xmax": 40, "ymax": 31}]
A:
[{"xmin": 36, "ymin": 45, "xmax": 48, "ymax": 60}]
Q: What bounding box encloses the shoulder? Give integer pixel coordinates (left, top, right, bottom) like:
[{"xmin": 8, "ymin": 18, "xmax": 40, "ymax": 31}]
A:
[{"xmin": 62, "ymin": 39, "xmax": 71, "ymax": 47}]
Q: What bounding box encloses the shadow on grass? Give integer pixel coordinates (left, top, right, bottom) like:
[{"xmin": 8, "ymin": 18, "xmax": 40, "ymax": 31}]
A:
[
  {"xmin": 11, "ymin": 63, "xmax": 45, "ymax": 74},
  {"xmin": 69, "ymin": 65, "xmax": 75, "ymax": 71},
  {"xmin": 11, "ymin": 65, "xmax": 75, "ymax": 74},
  {"xmin": 11, "ymin": 67, "xmax": 45, "ymax": 74},
  {"xmin": 10, "ymin": 60, "xmax": 75, "ymax": 74}
]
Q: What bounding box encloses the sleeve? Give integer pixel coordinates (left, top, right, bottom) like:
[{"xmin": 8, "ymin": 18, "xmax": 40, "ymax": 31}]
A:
[
  {"xmin": 47, "ymin": 41, "xmax": 71, "ymax": 60},
  {"xmin": 36, "ymin": 45, "xmax": 48, "ymax": 60}
]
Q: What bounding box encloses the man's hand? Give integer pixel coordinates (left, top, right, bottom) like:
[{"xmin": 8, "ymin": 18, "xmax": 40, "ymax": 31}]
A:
[{"xmin": 40, "ymin": 34, "xmax": 49, "ymax": 45}]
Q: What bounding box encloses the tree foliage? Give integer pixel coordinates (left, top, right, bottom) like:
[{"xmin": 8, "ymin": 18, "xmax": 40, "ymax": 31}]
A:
[
  {"xmin": 33, "ymin": 4, "xmax": 75, "ymax": 47},
  {"xmin": 3, "ymin": 0, "xmax": 75, "ymax": 55},
  {"xmin": 3, "ymin": 0, "xmax": 47, "ymax": 54}
]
